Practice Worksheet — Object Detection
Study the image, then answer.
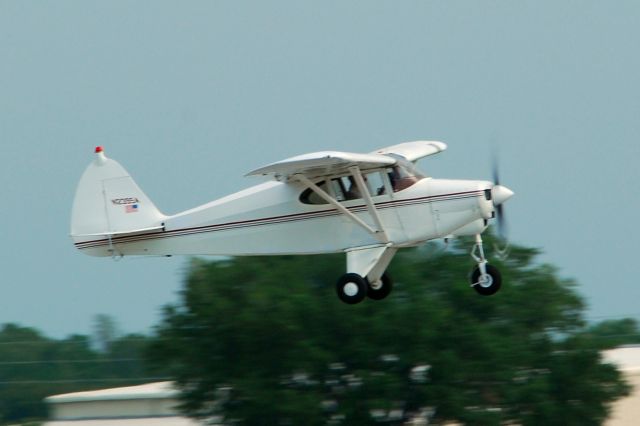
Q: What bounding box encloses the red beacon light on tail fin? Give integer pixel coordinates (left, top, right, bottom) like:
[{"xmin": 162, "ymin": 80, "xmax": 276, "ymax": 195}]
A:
[{"xmin": 94, "ymin": 146, "xmax": 107, "ymax": 165}]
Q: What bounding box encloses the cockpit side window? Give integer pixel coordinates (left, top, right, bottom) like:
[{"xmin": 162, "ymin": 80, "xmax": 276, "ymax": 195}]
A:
[
  {"xmin": 299, "ymin": 170, "xmax": 391, "ymax": 205},
  {"xmin": 366, "ymin": 171, "xmax": 386, "ymax": 196},
  {"xmin": 333, "ymin": 177, "xmax": 350, "ymax": 201},
  {"xmin": 299, "ymin": 180, "xmax": 329, "ymax": 204}
]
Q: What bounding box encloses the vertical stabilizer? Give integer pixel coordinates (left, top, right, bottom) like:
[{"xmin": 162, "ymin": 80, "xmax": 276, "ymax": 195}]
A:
[{"xmin": 71, "ymin": 147, "xmax": 165, "ymax": 249}]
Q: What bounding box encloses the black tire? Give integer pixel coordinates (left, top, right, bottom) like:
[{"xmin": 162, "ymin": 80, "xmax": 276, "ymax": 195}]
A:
[
  {"xmin": 367, "ymin": 273, "xmax": 393, "ymax": 301},
  {"xmin": 336, "ymin": 273, "xmax": 368, "ymax": 304},
  {"xmin": 471, "ymin": 264, "xmax": 502, "ymax": 296}
]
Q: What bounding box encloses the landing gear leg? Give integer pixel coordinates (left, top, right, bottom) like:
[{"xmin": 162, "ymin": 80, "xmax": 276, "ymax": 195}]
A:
[
  {"xmin": 470, "ymin": 234, "xmax": 502, "ymax": 296},
  {"xmin": 367, "ymin": 272, "xmax": 393, "ymax": 301}
]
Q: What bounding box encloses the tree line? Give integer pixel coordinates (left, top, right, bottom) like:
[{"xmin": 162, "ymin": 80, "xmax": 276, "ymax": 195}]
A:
[{"xmin": 0, "ymin": 318, "xmax": 159, "ymax": 424}]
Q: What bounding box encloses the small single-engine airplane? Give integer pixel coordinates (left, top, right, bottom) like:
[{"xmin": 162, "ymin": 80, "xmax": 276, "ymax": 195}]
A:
[{"xmin": 71, "ymin": 141, "xmax": 513, "ymax": 304}]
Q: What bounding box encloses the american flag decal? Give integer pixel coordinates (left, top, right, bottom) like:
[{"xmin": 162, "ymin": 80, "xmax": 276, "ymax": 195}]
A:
[{"xmin": 125, "ymin": 204, "xmax": 139, "ymax": 213}]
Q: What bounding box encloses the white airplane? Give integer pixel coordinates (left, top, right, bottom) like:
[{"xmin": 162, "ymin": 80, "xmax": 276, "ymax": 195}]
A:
[{"xmin": 71, "ymin": 141, "xmax": 513, "ymax": 304}]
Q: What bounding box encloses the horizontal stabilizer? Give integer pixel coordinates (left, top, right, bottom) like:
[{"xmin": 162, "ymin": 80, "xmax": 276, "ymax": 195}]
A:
[{"xmin": 72, "ymin": 225, "xmax": 165, "ymax": 238}]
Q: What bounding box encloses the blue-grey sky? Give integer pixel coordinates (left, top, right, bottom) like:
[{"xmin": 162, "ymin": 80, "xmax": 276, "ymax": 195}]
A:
[{"xmin": 2, "ymin": 1, "xmax": 639, "ymax": 337}]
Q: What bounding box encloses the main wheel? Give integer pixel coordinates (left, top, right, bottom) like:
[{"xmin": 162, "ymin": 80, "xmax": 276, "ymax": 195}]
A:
[
  {"xmin": 471, "ymin": 264, "xmax": 502, "ymax": 296},
  {"xmin": 367, "ymin": 273, "xmax": 393, "ymax": 301},
  {"xmin": 336, "ymin": 273, "xmax": 368, "ymax": 304}
]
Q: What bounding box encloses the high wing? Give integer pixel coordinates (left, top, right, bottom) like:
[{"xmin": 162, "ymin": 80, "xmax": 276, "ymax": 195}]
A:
[
  {"xmin": 246, "ymin": 151, "xmax": 395, "ymax": 181},
  {"xmin": 246, "ymin": 141, "xmax": 446, "ymax": 182},
  {"xmin": 373, "ymin": 140, "xmax": 447, "ymax": 162},
  {"xmin": 247, "ymin": 141, "xmax": 446, "ymax": 182}
]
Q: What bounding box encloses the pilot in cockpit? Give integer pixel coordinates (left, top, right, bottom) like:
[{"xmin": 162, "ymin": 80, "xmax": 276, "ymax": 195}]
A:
[
  {"xmin": 345, "ymin": 176, "xmax": 361, "ymax": 200},
  {"xmin": 389, "ymin": 164, "xmax": 420, "ymax": 192}
]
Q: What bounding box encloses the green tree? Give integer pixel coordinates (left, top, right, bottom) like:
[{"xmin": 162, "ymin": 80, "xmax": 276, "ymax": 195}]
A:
[
  {"xmin": 92, "ymin": 313, "xmax": 120, "ymax": 353},
  {"xmin": 0, "ymin": 323, "xmax": 158, "ymax": 425},
  {"xmin": 0, "ymin": 324, "xmax": 54, "ymax": 423},
  {"xmin": 0, "ymin": 325, "xmax": 100, "ymax": 422},
  {"xmin": 584, "ymin": 318, "xmax": 640, "ymax": 349},
  {"xmin": 148, "ymin": 237, "xmax": 630, "ymax": 425}
]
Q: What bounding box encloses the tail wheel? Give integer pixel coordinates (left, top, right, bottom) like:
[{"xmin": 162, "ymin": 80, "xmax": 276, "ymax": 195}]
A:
[
  {"xmin": 367, "ymin": 273, "xmax": 393, "ymax": 301},
  {"xmin": 336, "ymin": 273, "xmax": 368, "ymax": 304},
  {"xmin": 471, "ymin": 264, "xmax": 502, "ymax": 296}
]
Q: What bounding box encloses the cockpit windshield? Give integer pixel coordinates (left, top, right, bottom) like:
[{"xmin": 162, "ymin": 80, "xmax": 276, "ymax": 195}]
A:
[{"xmin": 387, "ymin": 158, "xmax": 426, "ymax": 192}]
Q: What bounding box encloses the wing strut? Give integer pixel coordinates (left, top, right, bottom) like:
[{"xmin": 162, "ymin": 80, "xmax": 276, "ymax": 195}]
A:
[
  {"xmin": 294, "ymin": 174, "xmax": 387, "ymax": 243},
  {"xmin": 349, "ymin": 166, "xmax": 389, "ymax": 243}
]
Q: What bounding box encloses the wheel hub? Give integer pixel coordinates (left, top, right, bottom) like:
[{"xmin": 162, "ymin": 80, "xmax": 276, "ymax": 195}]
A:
[
  {"xmin": 343, "ymin": 282, "xmax": 360, "ymax": 297},
  {"xmin": 478, "ymin": 273, "xmax": 493, "ymax": 288}
]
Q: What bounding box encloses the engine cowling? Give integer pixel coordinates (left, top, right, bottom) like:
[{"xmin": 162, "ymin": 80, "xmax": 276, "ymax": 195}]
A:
[{"xmin": 449, "ymin": 218, "xmax": 488, "ymax": 237}]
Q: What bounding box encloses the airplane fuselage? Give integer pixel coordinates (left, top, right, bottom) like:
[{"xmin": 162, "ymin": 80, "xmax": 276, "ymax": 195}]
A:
[{"xmin": 74, "ymin": 176, "xmax": 493, "ymax": 257}]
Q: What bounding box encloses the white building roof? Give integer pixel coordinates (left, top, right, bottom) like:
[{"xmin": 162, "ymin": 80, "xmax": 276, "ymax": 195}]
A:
[
  {"xmin": 45, "ymin": 381, "xmax": 178, "ymax": 404},
  {"xmin": 44, "ymin": 418, "xmax": 199, "ymax": 426},
  {"xmin": 604, "ymin": 346, "xmax": 640, "ymax": 426},
  {"xmin": 44, "ymin": 381, "xmax": 203, "ymax": 425},
  {"xmin": 603, "ymin": 345, "xmax": 640, "ymax": 373}
]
